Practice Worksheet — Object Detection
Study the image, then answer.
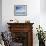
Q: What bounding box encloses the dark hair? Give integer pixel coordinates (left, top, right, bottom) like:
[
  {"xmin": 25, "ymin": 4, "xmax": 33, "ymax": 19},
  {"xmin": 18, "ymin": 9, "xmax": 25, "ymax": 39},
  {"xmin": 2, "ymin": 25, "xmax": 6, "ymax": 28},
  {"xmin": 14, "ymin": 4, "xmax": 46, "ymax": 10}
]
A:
[{"xmin": 1, "ymin": 32, "xmax": 5, "ymax": 41}]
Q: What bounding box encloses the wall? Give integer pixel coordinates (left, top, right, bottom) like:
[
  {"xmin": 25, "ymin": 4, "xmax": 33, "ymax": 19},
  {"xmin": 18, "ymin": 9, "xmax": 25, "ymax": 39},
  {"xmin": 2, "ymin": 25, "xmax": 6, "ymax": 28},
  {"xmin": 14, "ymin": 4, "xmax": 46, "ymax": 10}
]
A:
[
  {"xmin": 0, "ymin": 0, "xmax": 2, "ymax": 32},
  {"xmin": 2, "ymin": 0, "xmax": 40, "ymax": 30},
  {"xmin": 2, "ymin": 0, "xmax": 46, "ymax": 46},
  {"xmin": 40, "ymin": 0, "xmax": 46, "ymax": 13},
  {"xmin": 40, "ymin": 0, "xmax": 46, "ymax": 32}
]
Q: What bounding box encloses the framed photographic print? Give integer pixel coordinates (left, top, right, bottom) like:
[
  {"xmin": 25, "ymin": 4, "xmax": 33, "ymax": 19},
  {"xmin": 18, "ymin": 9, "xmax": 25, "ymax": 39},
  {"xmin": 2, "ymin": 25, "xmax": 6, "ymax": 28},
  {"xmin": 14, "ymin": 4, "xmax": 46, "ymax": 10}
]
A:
[{"xmin": 14, "ymin": 5, "xmax": 27, "ymax": 16}]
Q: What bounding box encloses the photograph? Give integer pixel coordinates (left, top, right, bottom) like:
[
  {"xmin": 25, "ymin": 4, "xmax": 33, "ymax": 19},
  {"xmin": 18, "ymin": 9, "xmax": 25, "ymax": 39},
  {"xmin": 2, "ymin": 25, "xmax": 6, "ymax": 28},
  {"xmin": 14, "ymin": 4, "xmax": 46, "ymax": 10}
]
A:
[
  {"xmin": 14, "ymin": 5, "xmax": 27, "ymax": 16},
  {"xmin": 1, "ymin": 0, "xmax": 46, "ymax": 46}
]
